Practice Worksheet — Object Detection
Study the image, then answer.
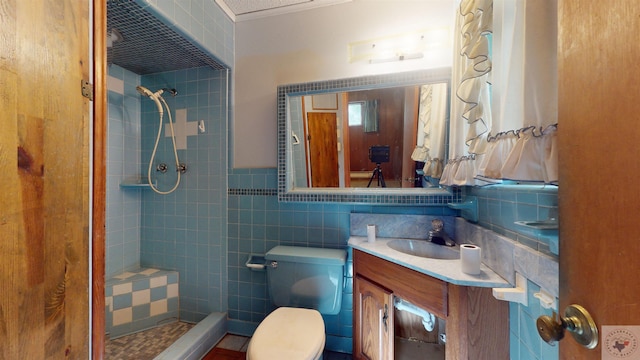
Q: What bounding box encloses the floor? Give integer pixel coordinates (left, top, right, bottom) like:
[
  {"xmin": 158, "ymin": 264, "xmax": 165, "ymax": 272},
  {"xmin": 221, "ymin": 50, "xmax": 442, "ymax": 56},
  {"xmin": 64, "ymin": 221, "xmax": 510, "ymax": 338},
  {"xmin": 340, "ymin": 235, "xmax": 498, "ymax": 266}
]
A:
[
  {"xmin": 207, "ymin": 334, "xmax": 441, "ymax": 359},
  {"xmin": 105, "ymin": 321, "xmax": 195, "ymax": 360},
  {"xmin": 395, "ymin": 337, "xmax": 445, "ymax": 359},
  {"xmin": 104, "ymin": 322, "xmax": 352, "ymax": 360},
  {"xmin": 104, "ymin": 322, "xmax": 436, "ymax": 359},
  {"xmin": 208, "ymin": 334, "xmax": 353, "ymax": 360}
]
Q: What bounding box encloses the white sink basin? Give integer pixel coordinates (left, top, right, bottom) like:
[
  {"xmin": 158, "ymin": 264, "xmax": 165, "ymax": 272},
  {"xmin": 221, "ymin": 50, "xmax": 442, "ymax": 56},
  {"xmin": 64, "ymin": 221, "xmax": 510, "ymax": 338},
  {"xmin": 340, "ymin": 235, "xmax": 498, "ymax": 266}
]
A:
[{"xmin": 387, "ymin": 239, "xmax": 460, "ymax": 260}]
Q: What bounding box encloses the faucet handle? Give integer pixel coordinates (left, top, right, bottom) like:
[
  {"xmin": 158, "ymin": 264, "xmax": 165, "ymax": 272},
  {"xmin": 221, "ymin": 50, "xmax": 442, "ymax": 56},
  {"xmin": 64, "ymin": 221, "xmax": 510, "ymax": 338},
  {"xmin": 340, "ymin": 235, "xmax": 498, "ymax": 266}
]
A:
[{"xmin": 431, "ymin": 219, "xmax": 444, "ymax": 231}]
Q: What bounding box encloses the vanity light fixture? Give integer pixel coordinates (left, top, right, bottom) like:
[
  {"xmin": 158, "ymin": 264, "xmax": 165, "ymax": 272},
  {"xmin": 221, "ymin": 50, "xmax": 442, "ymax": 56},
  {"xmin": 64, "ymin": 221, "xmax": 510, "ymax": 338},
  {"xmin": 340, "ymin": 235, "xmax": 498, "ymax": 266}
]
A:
[
  {"xmin": 349, "ymin": 27, "xmax": 450, "ymax": 64},
  {"xmin": 368, "ymin": 52, "xmax": 424, "ymax": 64}
]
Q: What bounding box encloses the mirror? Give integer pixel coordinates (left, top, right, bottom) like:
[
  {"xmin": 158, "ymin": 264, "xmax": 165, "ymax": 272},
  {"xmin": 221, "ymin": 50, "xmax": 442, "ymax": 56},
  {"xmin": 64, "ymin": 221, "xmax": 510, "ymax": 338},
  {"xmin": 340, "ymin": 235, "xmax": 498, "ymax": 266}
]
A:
[
  {"xmin": 291, "ymin": 83, "xmax": 448, "ymax": 189},
  {"xmin": 278, "ymin": 68, "xmax": 458, "ymax": 204}
]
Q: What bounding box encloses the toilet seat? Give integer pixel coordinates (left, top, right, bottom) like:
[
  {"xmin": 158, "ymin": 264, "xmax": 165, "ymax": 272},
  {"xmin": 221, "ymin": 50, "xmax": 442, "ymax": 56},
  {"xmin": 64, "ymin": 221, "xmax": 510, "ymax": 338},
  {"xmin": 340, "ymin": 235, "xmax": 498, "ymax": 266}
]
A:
[{"xmin": 247, "ymin": 307, "xmax": 325, "ymax": 360}]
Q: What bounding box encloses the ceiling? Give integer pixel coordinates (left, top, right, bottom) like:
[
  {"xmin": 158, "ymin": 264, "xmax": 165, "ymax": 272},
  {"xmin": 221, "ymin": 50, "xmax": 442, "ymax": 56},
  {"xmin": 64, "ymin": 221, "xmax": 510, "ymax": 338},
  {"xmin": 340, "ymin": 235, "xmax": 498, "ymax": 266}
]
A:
[{"xmin": 216, "ymin": 0, "xmax": 352, "ymax": 21}]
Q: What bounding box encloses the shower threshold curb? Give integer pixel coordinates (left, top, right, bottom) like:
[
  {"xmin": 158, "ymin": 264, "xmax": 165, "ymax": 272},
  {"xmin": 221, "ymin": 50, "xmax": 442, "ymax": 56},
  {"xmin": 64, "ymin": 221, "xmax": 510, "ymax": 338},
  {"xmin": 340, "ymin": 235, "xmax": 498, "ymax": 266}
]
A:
[{"xmin": 154, "ymin": 312, "xmax": 227, "ymax": 360}]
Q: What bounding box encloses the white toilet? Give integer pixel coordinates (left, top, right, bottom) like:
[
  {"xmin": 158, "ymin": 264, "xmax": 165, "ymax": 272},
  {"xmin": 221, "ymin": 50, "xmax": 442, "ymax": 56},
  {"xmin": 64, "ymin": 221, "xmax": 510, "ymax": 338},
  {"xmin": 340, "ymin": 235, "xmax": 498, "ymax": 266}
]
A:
[{"xmin": 246, "ymin": 246, "xmax": 347, "ymax": 360}]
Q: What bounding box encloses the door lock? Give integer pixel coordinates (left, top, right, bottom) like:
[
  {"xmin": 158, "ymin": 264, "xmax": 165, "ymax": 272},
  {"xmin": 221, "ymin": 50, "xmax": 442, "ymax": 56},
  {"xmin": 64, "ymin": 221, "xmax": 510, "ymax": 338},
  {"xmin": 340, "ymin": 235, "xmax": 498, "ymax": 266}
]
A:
[{"xmin": 536, "ymin": 304, "xmax": 598, "ymax": 349}]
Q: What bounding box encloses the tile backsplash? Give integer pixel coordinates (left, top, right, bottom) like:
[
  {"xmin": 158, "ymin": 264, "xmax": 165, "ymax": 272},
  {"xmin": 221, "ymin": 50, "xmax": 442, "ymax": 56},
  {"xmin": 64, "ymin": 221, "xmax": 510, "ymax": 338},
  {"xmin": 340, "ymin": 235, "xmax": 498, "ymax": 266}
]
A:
[{"xmin": 350, "ymin": 213, "xmax": 455, "ymax": 240}]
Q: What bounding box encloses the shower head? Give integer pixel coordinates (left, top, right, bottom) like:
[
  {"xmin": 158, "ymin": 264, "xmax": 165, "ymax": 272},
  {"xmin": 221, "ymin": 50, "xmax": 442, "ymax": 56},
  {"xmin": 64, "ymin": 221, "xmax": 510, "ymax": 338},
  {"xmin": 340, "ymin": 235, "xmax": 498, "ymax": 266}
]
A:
[
  {"xmin": 136, "ymin": 85, "xmax": 163, "ymax": 114},
  {"xmin": 162, "ymin": 88, "xmax": 178, "ymax": 96}
]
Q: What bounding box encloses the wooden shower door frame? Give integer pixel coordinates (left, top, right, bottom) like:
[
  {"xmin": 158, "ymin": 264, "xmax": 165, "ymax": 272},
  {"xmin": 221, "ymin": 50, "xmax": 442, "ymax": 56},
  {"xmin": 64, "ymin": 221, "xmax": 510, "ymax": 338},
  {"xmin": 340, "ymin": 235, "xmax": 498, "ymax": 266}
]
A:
[{"xmin": 92, "ymin": 0, "xmax": 108, "ymax": 359}]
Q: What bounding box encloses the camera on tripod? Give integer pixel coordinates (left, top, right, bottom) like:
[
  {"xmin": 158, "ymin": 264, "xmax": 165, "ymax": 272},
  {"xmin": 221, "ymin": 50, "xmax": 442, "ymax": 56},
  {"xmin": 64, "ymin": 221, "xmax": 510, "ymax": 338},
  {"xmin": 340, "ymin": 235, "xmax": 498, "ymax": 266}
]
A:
[
  {"xmin": 367, "ymin": 145, "xmax": 389, "ymax": 188},
  {"xmin": 369, "ymin": 145, "xmax": 390, "ymax": 164}
]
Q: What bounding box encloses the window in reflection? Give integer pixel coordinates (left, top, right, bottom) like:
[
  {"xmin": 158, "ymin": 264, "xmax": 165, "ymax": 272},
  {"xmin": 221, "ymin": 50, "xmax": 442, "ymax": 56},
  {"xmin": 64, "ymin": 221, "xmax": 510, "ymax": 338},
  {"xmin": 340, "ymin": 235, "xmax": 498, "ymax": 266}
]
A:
[{"xmin": 348, "ymin": 102, "xmax": 363, "ymax": 126}]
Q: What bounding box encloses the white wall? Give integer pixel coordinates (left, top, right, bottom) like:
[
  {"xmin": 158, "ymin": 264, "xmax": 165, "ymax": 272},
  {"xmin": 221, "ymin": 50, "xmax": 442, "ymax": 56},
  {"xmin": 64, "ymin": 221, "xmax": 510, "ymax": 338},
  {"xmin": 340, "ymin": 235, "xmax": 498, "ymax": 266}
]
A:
[{"xmin": 233, "ymin": 0, "xmax": 456, "ymax": 168}]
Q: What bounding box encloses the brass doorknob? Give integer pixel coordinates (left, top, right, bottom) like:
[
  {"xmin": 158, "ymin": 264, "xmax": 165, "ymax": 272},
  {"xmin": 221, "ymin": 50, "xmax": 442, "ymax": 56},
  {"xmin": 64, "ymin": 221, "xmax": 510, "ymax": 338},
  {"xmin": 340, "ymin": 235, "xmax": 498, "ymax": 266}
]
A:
[
  {"xmin": 537, "ymin": 313, "xmax": 565, "ymax": 343},
  {"xmin": 536, "ymin": 304, "xmax": 598, "ymax": 349}
]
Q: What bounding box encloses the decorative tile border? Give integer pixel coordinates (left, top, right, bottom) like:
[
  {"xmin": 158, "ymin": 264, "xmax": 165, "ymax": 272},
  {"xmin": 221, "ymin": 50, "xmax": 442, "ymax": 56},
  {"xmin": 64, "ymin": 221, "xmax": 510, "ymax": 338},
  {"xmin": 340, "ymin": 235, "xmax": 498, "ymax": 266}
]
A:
[{"xmin": 227, "ymin": 188, "xmax": 278, "ymax": 196}]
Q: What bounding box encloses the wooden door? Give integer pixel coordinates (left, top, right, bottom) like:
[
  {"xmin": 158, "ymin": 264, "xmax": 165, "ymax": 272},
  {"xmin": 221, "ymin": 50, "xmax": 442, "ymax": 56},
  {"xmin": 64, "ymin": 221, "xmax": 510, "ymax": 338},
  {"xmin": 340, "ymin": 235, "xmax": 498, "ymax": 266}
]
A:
[
  {"xmin": 354, "ymin": 275, "xmax": 393, "ymax": 360},
  {"xmin": 307, "ymin": 112, "xmax": 339, "ymax": 187},
  {"xmin": 558, "ymin": 1, "xmax": 640, "ymax": 358},
  {"xmin": 0, "ymin": 1, "xmax": 92, "ymax": 359},
  {"xmin": 341, "ymin": 93, "xmax": 352, "ymax": 187}
]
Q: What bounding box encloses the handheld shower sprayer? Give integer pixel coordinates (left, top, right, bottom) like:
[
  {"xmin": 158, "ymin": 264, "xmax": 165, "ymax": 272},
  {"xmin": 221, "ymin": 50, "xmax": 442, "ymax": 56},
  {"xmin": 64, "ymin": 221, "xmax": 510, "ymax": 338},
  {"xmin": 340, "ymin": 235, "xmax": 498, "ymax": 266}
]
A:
[
  {"xmin": 136, "ymin": 84, "xmax": 182, "ymax": 195},
  {"xmin": 136, "ymin": 85, "xmax": 163, "ymax": 114},
  {"xmin": 136, "ymin": 85, "xmax": 154, "ymax": 97}
]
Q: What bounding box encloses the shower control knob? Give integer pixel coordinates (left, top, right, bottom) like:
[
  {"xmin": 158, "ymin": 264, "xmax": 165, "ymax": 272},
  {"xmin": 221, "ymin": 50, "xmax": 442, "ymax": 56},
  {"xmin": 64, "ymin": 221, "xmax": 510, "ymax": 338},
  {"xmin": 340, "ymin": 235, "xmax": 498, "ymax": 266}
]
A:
[
  {"xmin": 177, "ymin": 163, "xmax": 187, "ymax": 174},
  {"xmin": 156, "ymin": 163, "xmax": 168, "ymax": 173}
]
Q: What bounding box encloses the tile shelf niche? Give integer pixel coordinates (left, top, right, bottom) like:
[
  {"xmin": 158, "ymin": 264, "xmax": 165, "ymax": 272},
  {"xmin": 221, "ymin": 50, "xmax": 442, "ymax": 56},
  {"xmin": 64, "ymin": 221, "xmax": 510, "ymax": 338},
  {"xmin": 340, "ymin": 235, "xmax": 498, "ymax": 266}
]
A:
[{"xmin": 119, "ymin": 177, "xmax": 156, "ymax": 189}]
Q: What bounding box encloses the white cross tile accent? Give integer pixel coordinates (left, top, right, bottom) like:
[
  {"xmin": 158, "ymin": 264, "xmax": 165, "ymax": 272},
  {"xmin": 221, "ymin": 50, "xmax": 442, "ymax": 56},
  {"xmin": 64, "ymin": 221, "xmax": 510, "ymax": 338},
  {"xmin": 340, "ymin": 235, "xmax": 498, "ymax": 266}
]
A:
[
  {"xmin": 107, "ymin": 76, "xmax": 124, "ymax": 94},
  {"xmin": 165, "ymin": 108, "xmax": 198, "ymax": 150}
]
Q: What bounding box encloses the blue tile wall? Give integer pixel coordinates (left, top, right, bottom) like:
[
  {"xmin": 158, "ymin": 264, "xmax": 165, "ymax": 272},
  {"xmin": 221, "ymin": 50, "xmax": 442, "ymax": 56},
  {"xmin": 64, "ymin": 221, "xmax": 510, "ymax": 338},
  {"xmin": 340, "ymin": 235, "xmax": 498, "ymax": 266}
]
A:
[
  {"xmin": 227, "ymin": 167, "xmax": 457, "ymax": 353},
  {"xmin": 140, "ymin": 66, "xmax": 229, "ymax": 323},
  {"xmin": 469, "ymin": 184, "xmax": 558, "ymax": 257},
  {"xmin": 469, "ymin": 185, "xmax": 559, "ymax": 360},
  {"xmin": 106, "ymin": 65, "xmax": 143, "ymax": 278}
]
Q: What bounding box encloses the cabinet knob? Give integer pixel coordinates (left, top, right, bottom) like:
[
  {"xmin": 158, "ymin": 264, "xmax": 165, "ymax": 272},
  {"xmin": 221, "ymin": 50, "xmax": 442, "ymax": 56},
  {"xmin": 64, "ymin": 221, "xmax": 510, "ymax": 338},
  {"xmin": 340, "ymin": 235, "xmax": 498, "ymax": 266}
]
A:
[{"xmin": 382, "ymin": 304, "xmax": 389, "ymax": 332}]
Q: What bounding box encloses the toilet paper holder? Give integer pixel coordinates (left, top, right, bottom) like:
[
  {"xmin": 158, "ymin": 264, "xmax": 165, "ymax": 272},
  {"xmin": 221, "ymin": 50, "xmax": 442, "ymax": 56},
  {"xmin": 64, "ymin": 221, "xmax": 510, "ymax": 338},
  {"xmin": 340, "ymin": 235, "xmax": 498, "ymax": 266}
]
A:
[{"xmin": 245, "ymin": 254, "xmax": 267, "ymax": 272}]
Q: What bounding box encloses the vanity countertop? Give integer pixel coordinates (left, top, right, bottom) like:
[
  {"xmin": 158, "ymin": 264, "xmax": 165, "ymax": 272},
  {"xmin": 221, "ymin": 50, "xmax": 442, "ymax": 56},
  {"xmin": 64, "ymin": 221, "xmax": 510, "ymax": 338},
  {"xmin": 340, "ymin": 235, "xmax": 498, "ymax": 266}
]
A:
[{"xmin": 349, "ymin": 236, "xmax": 511, "ymax": 288}]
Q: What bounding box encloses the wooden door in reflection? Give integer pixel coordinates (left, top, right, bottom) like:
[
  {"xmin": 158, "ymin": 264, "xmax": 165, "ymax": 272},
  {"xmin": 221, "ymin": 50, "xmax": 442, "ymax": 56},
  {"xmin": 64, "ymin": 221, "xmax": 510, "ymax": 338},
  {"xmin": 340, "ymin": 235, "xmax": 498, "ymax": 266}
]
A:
[{"xmin": 307, "ymin": 112, "xmax": 339, "ymax": 187}]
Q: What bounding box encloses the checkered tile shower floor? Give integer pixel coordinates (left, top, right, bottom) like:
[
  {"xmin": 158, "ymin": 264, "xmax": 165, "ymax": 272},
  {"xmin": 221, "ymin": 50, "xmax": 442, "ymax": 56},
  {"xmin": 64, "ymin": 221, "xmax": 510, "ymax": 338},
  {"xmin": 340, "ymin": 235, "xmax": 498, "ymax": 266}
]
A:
[{"xmin": 105, "ymin": 321, "xmax": 194, "ymax": 360}]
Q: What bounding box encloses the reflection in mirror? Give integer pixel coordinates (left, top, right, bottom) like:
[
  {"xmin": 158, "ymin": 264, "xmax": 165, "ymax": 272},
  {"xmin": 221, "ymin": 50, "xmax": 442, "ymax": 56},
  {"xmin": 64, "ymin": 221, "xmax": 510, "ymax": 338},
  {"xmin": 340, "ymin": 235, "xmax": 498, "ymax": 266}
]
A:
[
  {"xmin": 278, "ymin": 68, "xmax": 458, "ymax": 204},
  {"xmin": 291, "ymin": 83, "xmax": 448, "ymax": 189}
]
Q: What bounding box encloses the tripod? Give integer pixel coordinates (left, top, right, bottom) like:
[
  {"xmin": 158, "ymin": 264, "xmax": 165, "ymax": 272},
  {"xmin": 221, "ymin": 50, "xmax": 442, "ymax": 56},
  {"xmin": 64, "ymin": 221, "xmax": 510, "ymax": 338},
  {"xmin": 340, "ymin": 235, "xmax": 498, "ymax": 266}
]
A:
[{"xmin": 367, "ymin": 163, "xmax": 386, "ymax": 187}]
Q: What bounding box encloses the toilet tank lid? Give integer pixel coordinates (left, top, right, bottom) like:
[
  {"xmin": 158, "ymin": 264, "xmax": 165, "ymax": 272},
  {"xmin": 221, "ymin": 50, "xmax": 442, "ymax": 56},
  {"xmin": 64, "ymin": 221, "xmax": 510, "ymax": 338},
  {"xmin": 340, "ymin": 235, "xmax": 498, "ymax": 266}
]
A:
[{"xmin": 265, "ymin": 246, "xmax": 347, "ymax": 265}]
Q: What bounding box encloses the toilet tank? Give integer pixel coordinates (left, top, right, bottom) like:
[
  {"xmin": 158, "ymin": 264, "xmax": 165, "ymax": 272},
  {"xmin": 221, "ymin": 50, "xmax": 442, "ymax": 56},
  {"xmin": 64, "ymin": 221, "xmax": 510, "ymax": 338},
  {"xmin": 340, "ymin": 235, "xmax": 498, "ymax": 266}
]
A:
[{"xmin": 265, "ymin": 246, "xmax": 347, "ymax": 315}]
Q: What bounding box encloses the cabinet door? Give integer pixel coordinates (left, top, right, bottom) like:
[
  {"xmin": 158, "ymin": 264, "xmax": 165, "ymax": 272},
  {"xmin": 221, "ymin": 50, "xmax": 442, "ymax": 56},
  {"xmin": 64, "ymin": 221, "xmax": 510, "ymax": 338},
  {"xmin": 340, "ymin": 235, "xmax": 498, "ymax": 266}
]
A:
[{"xmin": 354, "ymin": 275, "xmax": 394, "ymax": 360}]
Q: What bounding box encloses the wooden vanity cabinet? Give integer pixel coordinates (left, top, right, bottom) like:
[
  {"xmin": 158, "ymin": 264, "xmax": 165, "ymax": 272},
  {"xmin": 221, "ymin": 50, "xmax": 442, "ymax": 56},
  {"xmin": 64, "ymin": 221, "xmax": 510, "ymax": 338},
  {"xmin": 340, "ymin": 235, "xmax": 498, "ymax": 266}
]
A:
[
  {"xmin": 354, "ymin": 275, "xmax": 394, "ymax": 360},
  {"xmin": 353, "ymin": 249, "xmax": 509, "ymax": 360}
]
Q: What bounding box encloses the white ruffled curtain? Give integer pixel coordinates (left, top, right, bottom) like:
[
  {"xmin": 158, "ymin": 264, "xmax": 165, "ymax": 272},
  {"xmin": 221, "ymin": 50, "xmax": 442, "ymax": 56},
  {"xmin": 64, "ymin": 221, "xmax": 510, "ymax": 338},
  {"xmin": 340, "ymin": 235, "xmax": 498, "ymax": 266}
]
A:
[
  {"xmin": 411, "ymin": 83, "xmax": 448, "ymax": 178},
  {"xmin": 440, "ymin": 0, "xmax": 558, "ymax": 186}
]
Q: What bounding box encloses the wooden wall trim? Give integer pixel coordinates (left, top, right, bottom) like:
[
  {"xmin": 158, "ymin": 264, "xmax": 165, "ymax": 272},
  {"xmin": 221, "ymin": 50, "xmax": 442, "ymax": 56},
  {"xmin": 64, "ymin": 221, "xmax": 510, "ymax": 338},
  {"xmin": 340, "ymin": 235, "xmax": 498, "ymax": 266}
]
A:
[{"xmin": 92, "ymin": 0, "xmax": 107, "ymax": 358}]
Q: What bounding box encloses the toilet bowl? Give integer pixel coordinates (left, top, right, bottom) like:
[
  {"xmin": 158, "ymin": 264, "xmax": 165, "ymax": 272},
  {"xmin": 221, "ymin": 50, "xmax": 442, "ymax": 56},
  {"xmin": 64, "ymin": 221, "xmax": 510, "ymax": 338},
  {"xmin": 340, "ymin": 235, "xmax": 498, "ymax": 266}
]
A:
[
  {"xmin": 246, "ymin": 246, "xmax": 347, "ymax": 360},
  {"xmin": 246, "ymin": 307, "xmax": 325, "ymax": 360}
]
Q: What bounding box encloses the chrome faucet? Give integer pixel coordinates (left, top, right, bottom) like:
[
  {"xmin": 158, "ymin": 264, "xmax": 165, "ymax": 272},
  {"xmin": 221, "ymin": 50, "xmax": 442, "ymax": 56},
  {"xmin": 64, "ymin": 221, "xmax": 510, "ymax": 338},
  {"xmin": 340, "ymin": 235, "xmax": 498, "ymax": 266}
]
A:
[{"xmin": 428, "ymin": 219, "xmax": 455, "ymax": 246}]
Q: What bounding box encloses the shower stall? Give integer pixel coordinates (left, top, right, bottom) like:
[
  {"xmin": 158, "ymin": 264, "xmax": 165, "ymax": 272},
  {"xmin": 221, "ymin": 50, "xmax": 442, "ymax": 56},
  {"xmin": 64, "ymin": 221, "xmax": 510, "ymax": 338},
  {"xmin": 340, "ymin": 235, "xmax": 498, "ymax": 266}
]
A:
[{"xmin": 105, "ymin": 0, "xmax": 230, "ymax": 357}]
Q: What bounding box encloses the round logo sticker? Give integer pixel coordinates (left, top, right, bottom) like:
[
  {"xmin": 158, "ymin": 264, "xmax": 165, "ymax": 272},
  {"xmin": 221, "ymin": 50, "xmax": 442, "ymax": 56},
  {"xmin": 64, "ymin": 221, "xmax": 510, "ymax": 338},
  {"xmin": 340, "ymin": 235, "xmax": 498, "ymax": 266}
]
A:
[{"xmin": 605, "ymin": 329, "xmax": 639, "ymax": 358}]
